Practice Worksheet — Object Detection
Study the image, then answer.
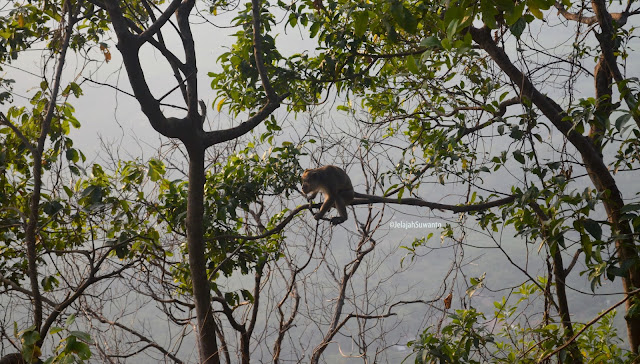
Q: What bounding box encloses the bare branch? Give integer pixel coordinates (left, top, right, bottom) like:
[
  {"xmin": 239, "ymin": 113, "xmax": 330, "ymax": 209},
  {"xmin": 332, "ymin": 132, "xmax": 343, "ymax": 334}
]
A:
[
  {"xmin": 0, "ymin": 272, "xmax": 58, "ymax": 307},
  {"xmin": 351, "ymin": 193, "xmax": 517, "ymax": 213},
  {"xmin": 87, "ymin": 308, "xmax": 184, "ymax": 363}
]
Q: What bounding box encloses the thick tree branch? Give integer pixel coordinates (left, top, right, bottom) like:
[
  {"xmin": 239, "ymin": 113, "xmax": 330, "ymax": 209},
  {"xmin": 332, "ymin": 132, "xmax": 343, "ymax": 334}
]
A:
[
  {"xmin": 138, "ymin": 0, "xmax": 183, "ymax": 44},
  {"xmin": 202, "ymin": 94, "xmax": 288, "ymax": 147},
  {"xmin": 356, "ymin": 47, "xmax": 427, "ymax": 60},
  {"xmin": 351, "ymin": 193, "xmax": 517, "ymax": 213},
  {"xmin": 103, "ymin": 0, "xmax": 189, "ymax": 140},
  {"xmin": 210, "ymin": 296, "xmax": 246, "ymax": 333},
  {"xmin": 529, "ymin": 202, "xmax": 583, "ymax": 363},
  {"xmin": 175, "ymin": 0, "xmax": 199, "ymax": 122},
  {"xmin": 0, "ymin": 273, "xmax": 57, "ymax": 307},
  {"xmin": 211, "ymin": 193, "xmax": 515, "ymax": 244}
]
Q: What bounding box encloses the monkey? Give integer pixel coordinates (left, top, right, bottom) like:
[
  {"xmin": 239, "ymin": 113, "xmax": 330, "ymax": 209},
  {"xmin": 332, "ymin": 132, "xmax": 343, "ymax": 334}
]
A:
[
  {"xmin": 301, "ymin": 165, "xmax": 355, "ymax": 225},
  {"xmin": 301, "ymin": 165, "xmax": 429, "ymax": 224}
]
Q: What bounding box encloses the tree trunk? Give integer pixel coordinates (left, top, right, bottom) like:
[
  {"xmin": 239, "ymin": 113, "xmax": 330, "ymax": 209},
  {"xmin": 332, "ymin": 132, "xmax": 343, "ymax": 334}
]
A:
[
  {"xmin": 530, "ymin": 203, "xmax": 583, "ymax": 363},
  {"xmin": 186, "ymin": 145, "xmax": 221, "ymax": 364}
]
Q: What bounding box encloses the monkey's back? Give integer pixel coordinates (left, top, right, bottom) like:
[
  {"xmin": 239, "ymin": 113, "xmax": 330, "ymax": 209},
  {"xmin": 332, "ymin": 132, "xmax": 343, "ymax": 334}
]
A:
[{"xmin": 323, "ymin": 165, "xmax": 354, "ymax": 202}]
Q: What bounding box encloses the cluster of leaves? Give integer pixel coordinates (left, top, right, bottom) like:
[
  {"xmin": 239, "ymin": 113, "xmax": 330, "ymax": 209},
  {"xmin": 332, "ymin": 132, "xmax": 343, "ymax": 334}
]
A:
[
  {"xmin": 0, "ymin": 1, "xmax": 110, "ymax": 57},
  {"xmin": 210, "ymin": 1, "xmax": 308, "ymax": 114},
  {"xmin": 17, "ymin": 315, "xmax": 93, "ymax": 364},
  {"xmin": 153, "ymin": 140, "xmax": 304, "ymax": 293},
  {"xmin": 410, "ymin": 281, "xmax": 632, "ymax": 363}
]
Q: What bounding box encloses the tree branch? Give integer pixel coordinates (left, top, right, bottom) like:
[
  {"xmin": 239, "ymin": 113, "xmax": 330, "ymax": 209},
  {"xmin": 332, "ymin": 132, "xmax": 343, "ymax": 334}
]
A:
[
  {"xmin": 0, "ymin": 273, "xmax": 57, "ymax": 307},
  {"xmin": 102, "ymin": 0, "xmax": 189, "ymax": 140},
  {"xmin": 555, "ymin": 1, "xmax": 639, "ymax": 26},
  {"xmin": 251, "ymin": 0, "xmax": 276, "ymax": 101},
  {"xmin": 591, "ymin": 0, "xmax": 640, "ymax": 129},
  {"xmin": 174, "ymin": 0, "xmax": 199, "ymax": 122},
  {"xmin": 137, "ymin": 0, "xmax": 183, "ymax": 44},
  {"xmin": 25, "ymin": 0, "xmax": 75, "ymax": 333},
  {"xmin": 86, "ymin": 308, "xmax": 184, "ymax": 363},
  {"xmin": 351, "ymin": 193, "xmax": 517, "ymax": 213},
  {"xmin": 202, "ymin": 93, "xmax": 289, "ymax": 147}
]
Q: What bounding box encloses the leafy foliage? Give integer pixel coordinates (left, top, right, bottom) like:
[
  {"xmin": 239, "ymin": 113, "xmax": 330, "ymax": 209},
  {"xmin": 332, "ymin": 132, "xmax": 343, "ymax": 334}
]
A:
[{"xmin": 410, "ymin": 283, "xmax": 635, "ymax": 363}]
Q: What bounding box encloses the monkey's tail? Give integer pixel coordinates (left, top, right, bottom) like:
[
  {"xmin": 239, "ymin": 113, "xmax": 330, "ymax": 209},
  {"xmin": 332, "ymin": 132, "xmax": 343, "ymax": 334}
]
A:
[{"xmin": 353, "ymin": 192, "xmax": 396, "ymax": 203}]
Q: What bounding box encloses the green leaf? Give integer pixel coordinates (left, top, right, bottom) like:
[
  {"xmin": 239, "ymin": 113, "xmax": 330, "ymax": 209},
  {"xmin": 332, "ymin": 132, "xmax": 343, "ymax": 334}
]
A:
[
  {"xmin": 66, "ymin": 314, "xmax": 76, "ymax": 326},
  {"xmin": 309, "ymin": 21, "xmax": 321, "ymax": 38},
  {"xmin": 444, "ymin": 5, "xmax": 464, "ymax": 30},
  {"xmin": 42, "ymin": 275, "xmax": 59, "ymax": 292},
  {"xmin": 621, "ymin": 203, "xmax": 640, "ymax": 213},
  {"xmin": 65, "ymin": 337, "xmax": 92, "ymax": 360},
  {"xmin": 65, "ymin": 148, "xmax": 79, "ymax": 163},
  {"xmin": 509, "ymin": 17, "xmax": 526, "ymax": 39},
  {"xmin": 510, "ymin": 126, "xmax": 524, "ymax": 139},
  {"xmin": 481, "ymin": 0, "xmax": 499, "ymax": 29},
  {"xmin": 615, "ymin": 113, "xmax": 631, "ymax": 131},
  {"xmin": 406, "ymin": 55, "xmax": 419, "ymax": 74},
  {"xmin": 505, "ymin": 1, "xmax": 526, "ymax": 25},
  {"xmin": 420, "ymin": 36, "xmax": 441, "ymax": 49},
  {"xmin": 353, "ymin": 11, "xmax": 369, "ymax": 37},
  {"xmin": 69, "ymin": 331, "xmax": 93, "ymax": 343},
  {"xmin": 513, "ymin": 150, "xmax": 525, "ymax": 164},
  {"xmin": 446, "ymin": 18, "xmax": 461, "ymax": 40},
  {"xmin": 148, "ymin": 158, "xmax": 166, "ymax": 182},
  {"xmin": 529, "ymin": 6, "xmax": 543, "ymax": 19},
  {"xmin": 390, "ymin": 2, "xmax": 405, "ymax": 27},
  {"xmin": 583, "ymin": 218, "xmax": 602, "ymax": 240},
  {"xmin": 401, "ymin": 7, "xmax": 417, "ymax": 33},
  {"xmin": 22, "ymin": 330, "xmax": 40, "ymax": 345},
  {"xmin": 581, "ymin": 234, "xmax": 592, "ymax": 261}
]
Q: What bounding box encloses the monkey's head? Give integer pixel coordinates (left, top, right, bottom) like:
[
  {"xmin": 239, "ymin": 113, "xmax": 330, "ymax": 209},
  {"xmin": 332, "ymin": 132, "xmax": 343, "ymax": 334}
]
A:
[{"xmin": 301, "ymin": 169, "xmax": 321, "ymax": 194}]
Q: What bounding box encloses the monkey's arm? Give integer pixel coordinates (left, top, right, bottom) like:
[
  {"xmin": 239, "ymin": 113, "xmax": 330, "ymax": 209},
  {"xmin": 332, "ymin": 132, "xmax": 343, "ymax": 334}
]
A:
[{"xmin": 314, "ymin": 196, "xmax": 335, "ymax": 220}]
